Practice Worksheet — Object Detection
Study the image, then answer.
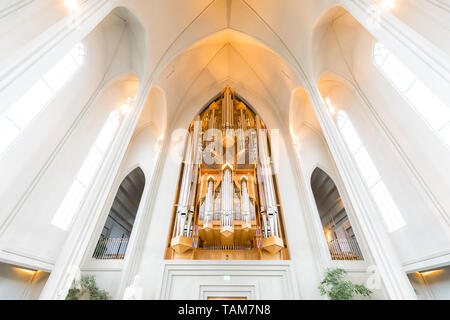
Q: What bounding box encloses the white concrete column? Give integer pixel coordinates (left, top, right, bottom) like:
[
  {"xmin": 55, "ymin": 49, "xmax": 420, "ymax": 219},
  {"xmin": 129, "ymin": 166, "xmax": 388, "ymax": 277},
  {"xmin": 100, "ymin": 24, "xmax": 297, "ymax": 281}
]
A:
[{"xmin": 305, "ymin": 83, "xmax": 417, "ymax": 299}]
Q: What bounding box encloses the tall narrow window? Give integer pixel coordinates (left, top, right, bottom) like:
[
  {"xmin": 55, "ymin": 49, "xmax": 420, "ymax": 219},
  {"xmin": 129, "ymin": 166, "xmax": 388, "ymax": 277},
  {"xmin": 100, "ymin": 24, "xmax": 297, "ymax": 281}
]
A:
[
  {"xmin": 51, "ymin": 110, "xmax": 121, "ymax": 231},
  {"xmin": 374, "ymin": 42, "xmax": 450, "ymax": 146},
  {"xmin": 334, "ymin": 109, "xmax": 405, "ymax": 232},
  {"xmin": 0, "ymin": 43, "xmax": 86, "ymax": 155}
]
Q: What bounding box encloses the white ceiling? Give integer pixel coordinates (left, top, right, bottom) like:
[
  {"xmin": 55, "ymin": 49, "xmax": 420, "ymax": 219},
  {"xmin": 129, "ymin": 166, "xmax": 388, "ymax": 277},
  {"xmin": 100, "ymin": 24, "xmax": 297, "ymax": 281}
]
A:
[{"xmin": 110, "ymin": 0, "xmax": 355, "ymax": 137}]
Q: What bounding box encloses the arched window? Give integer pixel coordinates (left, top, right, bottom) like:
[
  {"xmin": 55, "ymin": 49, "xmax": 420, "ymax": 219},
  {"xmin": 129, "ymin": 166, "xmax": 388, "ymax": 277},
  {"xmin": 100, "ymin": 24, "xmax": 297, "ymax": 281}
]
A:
[
  {"xmin": 51, "ymin": 110, "xmax": 121, "ymax": 231},
  {"xmin": 311, "ymin": 167, "xmax": 363, "ymax": 261},
  {"xmin": 0, "ymin": 43, "xmax": 86, "ymax": 155},
  {"xmin": 93, "ymin": 167, "xmax": 145, "ymax": 260},
  {"xmin": 374, "ymin": 42, "xmax": 450, "ymax": 146},
  {"xmin": 336, "ymin": 110, "xmax": 406, "ymax": 232}
]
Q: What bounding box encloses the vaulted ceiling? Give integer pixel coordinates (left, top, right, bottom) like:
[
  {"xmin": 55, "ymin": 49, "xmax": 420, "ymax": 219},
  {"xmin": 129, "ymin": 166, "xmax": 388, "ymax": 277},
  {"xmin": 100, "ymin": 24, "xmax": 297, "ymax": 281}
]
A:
[{"xmin": 125, "ymin": 0, "xmax": 343, "ymax": 136}]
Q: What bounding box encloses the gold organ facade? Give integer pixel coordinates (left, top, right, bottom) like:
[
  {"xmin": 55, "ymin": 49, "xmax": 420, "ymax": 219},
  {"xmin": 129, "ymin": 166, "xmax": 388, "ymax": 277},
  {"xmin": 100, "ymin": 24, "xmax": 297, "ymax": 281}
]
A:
[{"xmin": 166, "ymin": 88, "xmax": 289, "ymax": 260}]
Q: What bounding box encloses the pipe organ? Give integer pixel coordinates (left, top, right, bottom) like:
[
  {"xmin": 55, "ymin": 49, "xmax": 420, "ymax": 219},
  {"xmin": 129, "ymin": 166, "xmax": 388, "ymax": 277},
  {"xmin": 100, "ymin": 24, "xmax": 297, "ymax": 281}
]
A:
[{"xmin": 167, "ymin": 87, "xmax": 288, "ymax": 260}]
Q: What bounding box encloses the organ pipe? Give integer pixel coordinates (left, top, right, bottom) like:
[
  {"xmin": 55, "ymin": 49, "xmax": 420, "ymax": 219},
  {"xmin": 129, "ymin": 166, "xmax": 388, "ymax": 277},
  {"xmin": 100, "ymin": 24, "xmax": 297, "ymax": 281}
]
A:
[
  {"xmin": 241, "ymin": 179, "xmax": 251, "ymax": 226},
  {"xmin": 169, "ymin": 87, "xmax": 286, "ymax": 259},
  {"xmin": 204, "ymin": 179, "xmax": 214, "ymax": 225},
  {"xmin": 256, "ymin": 115, "xmax": 279, "ymax": 237},
  {"xmin": 222, "ymin": 166, "xmax": 233, "ymax": 228}
]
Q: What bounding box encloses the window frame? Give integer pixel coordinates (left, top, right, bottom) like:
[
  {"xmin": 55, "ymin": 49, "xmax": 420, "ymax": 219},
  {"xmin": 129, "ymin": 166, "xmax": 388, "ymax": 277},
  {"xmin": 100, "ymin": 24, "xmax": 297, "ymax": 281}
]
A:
[
  {"xmin": 51, "ymin": 110, "xmax": 121, "ymax": 231},
  {"xmin": 372, "ymin": 41, "xmax": 450, "ymax": 149},
  {"xmin": 335, "ymin": 109, "xmax": 406, "ymax": 233}
]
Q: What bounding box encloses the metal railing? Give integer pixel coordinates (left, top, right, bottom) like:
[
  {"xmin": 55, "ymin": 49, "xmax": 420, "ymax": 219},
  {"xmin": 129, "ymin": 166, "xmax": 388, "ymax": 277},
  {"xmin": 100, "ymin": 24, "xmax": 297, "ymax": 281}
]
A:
[
  {"xmin": 92, "ymin": 237, "xmax": 129, "ymax": 260},
  {"xmin": 328, "ymin": 238, "xmax": 363, "ymax": 261}
]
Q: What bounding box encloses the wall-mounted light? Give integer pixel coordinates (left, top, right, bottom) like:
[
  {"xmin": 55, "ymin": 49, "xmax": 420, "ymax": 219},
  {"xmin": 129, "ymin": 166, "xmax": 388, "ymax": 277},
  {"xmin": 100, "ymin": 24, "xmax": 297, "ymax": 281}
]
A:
[
  {"xmin": 155, "ymin": 136, "xmax": 164, "ymax": 151},
  {"xmin": 65, "ymin": 0, "xmax": 79, "ymax": 11},
  {"xmin": 65, "ymin": 0, "xmax": 87, "ymax": 12},
  {"xmin": 325, "ymin": 97, "xmax": 337, "ymax": 116},
  {"xmin": 419, "ymin": 269, "xmax": 443, "ymax": 276},
  {"xmin": 292, "ymin": 136, "xmax": 302, "ymax": 152},
  {"xmin": 378, "ymin": 0, "xmax": 395, "ymax": 11},
  {"xmin": 120, "ymin": 97, "xmax": 133, "ymax": 116},
  {"xmin": 15, "ymin": 267, "xmax": 37, "ymax": 275},
  {"xmin": 65, "ymin": 0, "xmax": 88, "ymax": 29}
]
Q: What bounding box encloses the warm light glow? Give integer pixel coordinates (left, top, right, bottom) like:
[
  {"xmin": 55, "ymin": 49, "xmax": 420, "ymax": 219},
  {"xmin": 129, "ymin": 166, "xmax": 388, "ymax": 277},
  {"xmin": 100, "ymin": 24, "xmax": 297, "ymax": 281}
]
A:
[
  {"xmin": 420, "ymin": 269, "xmax": 443, "ymax": 276},
  {"xmin": 155, "ymin": 136, "xmax": 164, "ymax": 151},
  {"xmin": 325, "ymin": 97, "xmax": 337, "ymax": 116},
  {"xmin": 15, "ymin": 267, "xmax": 37, "ymax": 275},
  {"xmin": 120, "ymin": 97, "xmax": 133, "ymax": 115},
  {"xmin": 120, "ymin": 103, "xmax": 130, "ymax": 115},
  {"xmin": 324, "ymin": 228, "xmax": 333, "ymax": 242},
  {"xmin": 292, "ymin": 135, "xmax": 301, "ymax": 152},
  {"xmin": 379, "ymin": 0, "xmax": 395, "ymax": 11},
  {"xmin": 65, "ymin": 0, "xmax": 79, "ymax": 10}
]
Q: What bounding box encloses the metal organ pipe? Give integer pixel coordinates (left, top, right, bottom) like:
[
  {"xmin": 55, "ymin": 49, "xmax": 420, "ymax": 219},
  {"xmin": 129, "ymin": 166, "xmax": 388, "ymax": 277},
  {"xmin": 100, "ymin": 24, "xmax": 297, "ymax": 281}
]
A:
[
  {"xmin": 204, "ymin": 179, "xmax": 214, "ymax": 225},
  {"xmin": 241, "ymin": 179, "xmax": 250, "ymax": 225},
  {"xmin": 186, "ymin": 116, "xmax": 202, "ymax": 237},
  {"xmin": 175, "ymin": 116, "xmax": 201, "ymax": 237},
  {"xmin": 237, "ymin": 103, "xmax": 246, "ymax": 164},
  {"xmin": 255, "ymin": 115, "xmax": 279, "ymax": 238},
  {"xmin": 205, "ymin": 102, "xmax": 218, "ymax": 159},
  {"xmin": 222, "ymin": 167, "xmax": 233, "ymax": 228},
  {"xmin": 222, "ymin": 88, "xmax": 233, "ymax": 129}
]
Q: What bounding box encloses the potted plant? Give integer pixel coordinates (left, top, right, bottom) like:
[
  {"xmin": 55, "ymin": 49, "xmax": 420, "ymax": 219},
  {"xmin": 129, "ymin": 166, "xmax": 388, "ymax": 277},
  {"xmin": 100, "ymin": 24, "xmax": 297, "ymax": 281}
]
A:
[
  {"xmin": 66, "ymin": 274, "xmax": 111, "ymax": 300},
  {"xmin": 318, "ymin": 268, "xmax": 372, "ymax": 300}
]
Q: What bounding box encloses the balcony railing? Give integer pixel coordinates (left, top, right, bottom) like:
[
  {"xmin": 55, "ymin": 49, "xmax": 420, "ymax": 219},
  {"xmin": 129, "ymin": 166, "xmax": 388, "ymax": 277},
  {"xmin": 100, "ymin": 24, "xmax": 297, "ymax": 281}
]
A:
[
  {"xmin": 328, "ymin": 238, "xmax": 363, "ymax": 261},
  {"xmin": 92, "ymin": 237, "xmax": 129, "ymax": 260}
]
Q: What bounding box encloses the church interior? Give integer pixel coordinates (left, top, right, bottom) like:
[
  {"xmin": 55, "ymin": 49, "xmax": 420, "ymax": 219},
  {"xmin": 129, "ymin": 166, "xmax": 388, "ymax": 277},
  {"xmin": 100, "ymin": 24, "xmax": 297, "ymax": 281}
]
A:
[{"xmin": 0, "ymin": 0, "xmax": 449, "ymax": 300}]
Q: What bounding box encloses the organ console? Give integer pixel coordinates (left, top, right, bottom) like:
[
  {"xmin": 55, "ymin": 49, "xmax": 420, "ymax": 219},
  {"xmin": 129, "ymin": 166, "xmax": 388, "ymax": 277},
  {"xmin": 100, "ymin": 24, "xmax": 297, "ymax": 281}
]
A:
[{"xmin": 166, "ymin": 87, "xmax": 289, "ymax": 260}]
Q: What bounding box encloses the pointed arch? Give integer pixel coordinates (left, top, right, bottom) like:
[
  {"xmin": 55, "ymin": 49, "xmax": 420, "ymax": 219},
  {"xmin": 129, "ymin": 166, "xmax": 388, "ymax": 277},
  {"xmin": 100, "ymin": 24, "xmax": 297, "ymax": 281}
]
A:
[
  {"xmin": 310, "ymin": 167, "xmax": 363, "ymax": 261},
  {"xmin": 93, "ymin": 166, "xmax": 146, "ymax": 260}
]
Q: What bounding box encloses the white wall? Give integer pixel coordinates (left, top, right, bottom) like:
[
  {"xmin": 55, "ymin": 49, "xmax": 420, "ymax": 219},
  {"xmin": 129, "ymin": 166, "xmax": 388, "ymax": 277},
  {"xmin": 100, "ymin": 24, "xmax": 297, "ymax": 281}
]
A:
[{"xmin": 159, "ymin": 261, "xmax": 299, "ymax": 300}]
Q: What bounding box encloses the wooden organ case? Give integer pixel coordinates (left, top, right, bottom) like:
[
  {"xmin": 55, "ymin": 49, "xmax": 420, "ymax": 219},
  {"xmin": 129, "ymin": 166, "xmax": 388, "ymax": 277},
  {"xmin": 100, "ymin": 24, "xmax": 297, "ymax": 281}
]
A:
[{"xmin": 166, "ymin": 87, "xmax": 289, "ymax": 260}]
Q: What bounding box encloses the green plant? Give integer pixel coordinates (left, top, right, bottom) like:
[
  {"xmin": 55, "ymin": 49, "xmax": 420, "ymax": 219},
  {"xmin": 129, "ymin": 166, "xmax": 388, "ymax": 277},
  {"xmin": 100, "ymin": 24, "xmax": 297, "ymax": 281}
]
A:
[
  {"xmin": 66, "ymin": 274, "xmax": 111, "ymax": 300},
  {"xmin": 318, "ymin": 268, "xmax": 372, "ymax": 300}
]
